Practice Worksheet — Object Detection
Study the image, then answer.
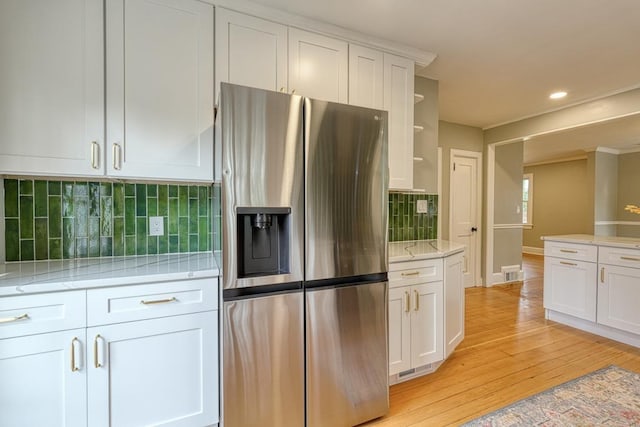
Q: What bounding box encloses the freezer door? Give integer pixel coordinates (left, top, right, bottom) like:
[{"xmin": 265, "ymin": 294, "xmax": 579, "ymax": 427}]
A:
[
  {"xmin": 306, "ymin": 281, "xmax": 389, "ymax": 427},
  {"xmin": 305, "ymin": 99, "xmax": 388, "ymax": 281},
  {"xmin": 223, "ymin": 291, "xmax": 304, "ymax": 427}
]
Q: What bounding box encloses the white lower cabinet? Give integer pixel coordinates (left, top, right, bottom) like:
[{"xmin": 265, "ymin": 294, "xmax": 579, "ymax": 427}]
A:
[
  {"xmin": 0, "ymin": 279, "xmax": 219, "ymax": 427},
  {"xmin": 598, "ymin": 263, "xmax": 640, "ymax": 335},
  {"xmin": 389, "ymin": 282, "xmax": 442, "ymax": 376},
  {"xmin": 0, "ymin": 329, "xmax": 87, "ymax": 427},
  {"xmin": 543, "ymin": 255, "xmax": 597, "ymax": 321},
  {"xmin": 87, "ymin": 312, "xmax": 218, "ymax": 427},
  {"xmin": 444, "ymin": 252, "xmax": 465, "ymax": 358}
]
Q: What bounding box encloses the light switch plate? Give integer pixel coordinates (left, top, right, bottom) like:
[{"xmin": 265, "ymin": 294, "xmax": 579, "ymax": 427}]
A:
[
  {"xmin": 416, "ymin": 200, "xmax": 428, "ymax": 213},
  {"xmin": 149, "ymin": 216, "xmax": 164, "ymax": 236}
]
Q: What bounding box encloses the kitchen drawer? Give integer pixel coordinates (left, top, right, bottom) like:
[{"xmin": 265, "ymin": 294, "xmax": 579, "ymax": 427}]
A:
[
  {"xmin": 599, "ymin": 246, "xmax": 640, "ymax": 268},
  {"xmin": 0, "ymin": 290, "xmax": 86, "ymax": 339},
  {"xmin": 389, "ymin": 258, "xmax": 443, "ymax": 289},
  {"xmin": 87, "ymin": 278, "xmax": 218, "ymax": 326},
  {"xmin": 544, "ymin": 241, "xmax": 597, "ymax": 263}
]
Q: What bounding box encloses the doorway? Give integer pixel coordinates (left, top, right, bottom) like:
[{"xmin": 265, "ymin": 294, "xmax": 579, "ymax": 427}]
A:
[{"xmin": 449, "ymin": 149, "xmax": 482, "ymax": 287}]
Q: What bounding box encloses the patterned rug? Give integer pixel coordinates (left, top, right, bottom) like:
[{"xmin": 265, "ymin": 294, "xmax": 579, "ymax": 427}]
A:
[{"xmin": 462, "ymin": 365, "xmax": 640, "ymax": 426}]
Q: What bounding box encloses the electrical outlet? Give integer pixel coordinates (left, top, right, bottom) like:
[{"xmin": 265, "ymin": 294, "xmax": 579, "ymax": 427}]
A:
[
  {"xmin": 416, "ymin": 200, "xmax": 428, "ymax": 213},
  {"xmin": 149, "ymin": 216, "xmax": 164, "ymax": 236}
]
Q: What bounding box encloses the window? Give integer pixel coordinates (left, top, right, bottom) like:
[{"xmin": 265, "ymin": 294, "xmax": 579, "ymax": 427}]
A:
[{"xmin": 522, "ymin": 173, "xmax": 533, "ymax": 228}]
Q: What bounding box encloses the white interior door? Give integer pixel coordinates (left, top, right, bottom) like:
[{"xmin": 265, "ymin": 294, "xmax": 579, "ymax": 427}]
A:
[{"xmin": 450, "ymin": 150, "xmax": 482, "ymax": 287}]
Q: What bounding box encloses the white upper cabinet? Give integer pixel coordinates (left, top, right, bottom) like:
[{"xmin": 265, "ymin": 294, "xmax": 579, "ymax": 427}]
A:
[
  {"xmin": 216, "ymin": 8, "xmax": 287, "ymax": 93},
  {"xmin": 384, "ymin": 53, "xmax": 415, "ymax": 190},
  {"xmin": 106, "ymin": 0, "xmax": 214, "ymax": 181},
  {"xmin": 348, "ymin": 45, "xmax": 384, "ymax": 109},
  {"xmin": 0, "ymin": 0, "xmax": 104, "ymax": 177},
  {"xmin": 288, "ymin": 28, "xmax": 348, "ymax": 103}
]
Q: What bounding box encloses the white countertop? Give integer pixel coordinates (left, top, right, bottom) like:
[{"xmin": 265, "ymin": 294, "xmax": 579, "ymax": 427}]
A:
[
  {"xmin": 389, "ymin": 240, "xmax": 465, "ymax": 262},
  {"xmin": 0, "ymin": 253, "xmax": 220, "ymax": 297},
  {"xmin": 542, "ymin": 234, "xmax": 640, "ymax": 249}
]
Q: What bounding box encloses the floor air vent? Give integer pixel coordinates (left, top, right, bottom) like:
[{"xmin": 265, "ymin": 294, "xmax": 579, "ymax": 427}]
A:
[{"xmin": 502, "ymin": 265, "xmax": 521, "ymax": 282}]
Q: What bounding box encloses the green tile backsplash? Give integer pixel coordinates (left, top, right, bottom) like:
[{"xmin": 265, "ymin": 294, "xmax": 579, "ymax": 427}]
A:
[
  {"xmin": 388, "ymin": 192, "xmax": 438, "ymax": 242},
  {"xmin": 4, "ymin": 179, "xmax": 218, "ymax": 262}
]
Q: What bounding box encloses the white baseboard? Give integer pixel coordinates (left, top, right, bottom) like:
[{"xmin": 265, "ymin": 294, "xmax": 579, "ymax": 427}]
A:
[{"xmin": 522, "ymin": 246, "xmax": 544, "ymax": 255}]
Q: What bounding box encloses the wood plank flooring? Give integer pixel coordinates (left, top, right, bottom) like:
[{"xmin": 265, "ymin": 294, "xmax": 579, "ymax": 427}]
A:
[{"xmin": 365, "ymin": 253, "xmax": 640, "ymax": 426}]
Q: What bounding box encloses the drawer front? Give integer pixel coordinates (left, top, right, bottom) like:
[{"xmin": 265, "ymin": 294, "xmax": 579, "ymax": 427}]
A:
[
  {"xmin": 389, "ymin": 258, "xmax": 443, "ymax": 289},
  {"xmin": 545, "ymin": 241, "xmax": 597, "ymax": 263},
  {"xmin": 599, "ymin": 246, "xmax": 640, "ymax": 268},
  {"xmin": 87, "ymin": 278, "xmax": 218, "ymax": 326},
  {"xmin": 0, "ymin": 291, "xmax": 86, "ymax": 339}
]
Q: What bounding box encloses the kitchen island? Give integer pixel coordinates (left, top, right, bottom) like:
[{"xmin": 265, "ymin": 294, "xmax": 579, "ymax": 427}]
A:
[
  {"xmin": 0, "ymin": 253, "xmax": 220, "ymax": 427},
  {"xmin": 388, "ymin": 240, "xmax": 465, "ymax": 384},
  {"xmin": 543, "ymin": 234, "xmax": 640, "ymax": 348}
]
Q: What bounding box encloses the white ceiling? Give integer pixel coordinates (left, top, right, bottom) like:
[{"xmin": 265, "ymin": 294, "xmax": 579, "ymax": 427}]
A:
[{"xmin": 248, "ymin": 0, "xmax": 640, "ymax": 130}]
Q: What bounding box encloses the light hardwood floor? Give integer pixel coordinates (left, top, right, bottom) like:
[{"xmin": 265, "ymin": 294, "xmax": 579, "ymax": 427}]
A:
[{"xmin": 366, "ymin": 253, "xmax": 640, "ymax": 426}]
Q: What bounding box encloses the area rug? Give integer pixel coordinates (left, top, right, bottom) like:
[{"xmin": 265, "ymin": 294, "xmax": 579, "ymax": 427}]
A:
[{"xmin": 462, "ymin": 365, "xmax": 640, "ymax": 426}]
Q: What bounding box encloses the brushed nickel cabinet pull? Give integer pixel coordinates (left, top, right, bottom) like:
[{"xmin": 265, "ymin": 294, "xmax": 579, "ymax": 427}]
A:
[
  {"xmin": 404, "ymin": 291, "xmax": 410, "ymax": 313},
  {"xmin": 70, "ymin": 337, "xmax": 80, "ymax": 372},
  {"xmin": 601, "ymin": 267, "xmax": 605, "ymax": 283},
  {"xmin": 90, "ymin": 141, "xmax": 100, "ymax": 169},
  {"xmin": 0, "ymin": 313, "xmax": 29, "ymax": 324},
  {"xmin": 140, "ymin": 297, "xmax": 177, "ymax": 305},
  {"xmin": 401, "ymin": 271, "xmax": 420, "ymax": 277},
  {"xmin": 620, "ymin": 256, "xmax": 640, "ymax": 262},
  {"xmin": 414, "ymin": 290, "xmax": 420, "ymax": 311},
  {"xmin": 560, "ymin": 261, "xmax": 577, "ymax": 267},
  {"xmin": 112, "ymin": 143, "xmax": 122, "ymax": 170},
  {"xmin": 94, "ymin": 334, "xmax": 103, "ymax": 368},
  {"xmin": 560, "ymin": 249, "xmax": 578, "ymax": 254}
]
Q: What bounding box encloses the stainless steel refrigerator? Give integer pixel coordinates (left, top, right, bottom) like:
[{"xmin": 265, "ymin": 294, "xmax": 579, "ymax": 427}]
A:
[{"xmin": 220, "ymin": 83, "xmax": 388, "ymax": 427}]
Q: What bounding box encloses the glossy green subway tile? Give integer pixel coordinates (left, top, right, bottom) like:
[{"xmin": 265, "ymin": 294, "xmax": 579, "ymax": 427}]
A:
[
  {"xmin": 148, "ymin": 184, "xmax": 157, "ymax": 198},
  {"xmin": 63, "ymin": 218, "xmax": 75, "ymax": 259},
  {"xmin": 76, "ymin": 238, "xmax": 88, "ymax": 258},
  {"xmin": 49, "ymin": 238, "xmax": 62, "ymax": 259},
  {"xmin": 136, "ymin": 218, "xmax": 147, "ymax": 256},
  {"xmin": 101, "ymin": 198, "xmax": 112, "ymax": 235},
  {"xmin": 189, "ymin": 185, "xmax": 198, "ymax": 198},
  {"xmin": 89, "ymin": 182, "xmax": 100, "ymax": 217},
  {"xmin": 125, "ymin": 236, "xmax": 136, "ymax": 256},
  {"xmin": 89, "ymin": 217, "xmax": 100, "ymax": 243},
  {"xmin": 158, "ymin": 235, "xmax": 168, "ymax": 253},
  {"xmin": 169, "ymin": 184, "xmax": 178, "ymax": 198},
  {"xmin": 35, "ymin": 218, "xmax": 48, "ymax": 260},
  {"xmin": 20, "ymin": 180, "xmax": 33, "ymax": 195},
  {"xmin": 198, "ymin": 187, "xmax": 208, "ymax": 216},
  {"xmin": 136, "ymin": 184, "xmax": 147, "ymax": 216},
  {"xmin": 21, "ymin": 240, "xmax": 34, "ymax": 261},
  {"xmin": 189, "ymin": 199, "xmax": 198, "ymax": 233},
  {"xmin": 124, "ymin": 198, "xmax": 135, "ymax": 236},
  {"xmin": 125, "ymin": 183, "xmax": 135, "ymax": 197},
  {"xmin": 158, "ymin": 192, "xmax": 168, "ymax": 216},
  {"xmin": 74, "ymin": 198, "xmax": 88, "ymax": 238},
  {"xmin": 5, "ymin": 179, "xmax": 19, "ymax": 217},
  {"xmin": 48, "ymin": 196, "xmax": 62, "ymax": 238},
  {"xmin": 5, "ymin": 219, "xmax": 19, "ymax": 261},
  {"xmin": 147, "ymin": 236, "xmax": 158, "ymax": 255},
  {"xmin": 179, "ymin": 186, "xmax": 188, "ymax": 217},
  {"xmin": 62, "ymin": 183, "xmax": 74, "ymax": 217},
  {"xmin": 19, "ymin": 196, "xmax": 34, "ymax": 239},
  {"xmin": 48, "ymin": 181, "xmax": 61, "ymax": 196},
  {"xmin": 100, "ymin": 182, "xmax": 112, "ymax": 197},
  {"xmin": 148, "ymin": 197, "xmax": 157, "ymax": 217},
  {"xmin": 74, "ymin": 182, "xmax": 87, "ymax": 197},
  {"xmin": 34, "ymin": 181, "xmax": 48, "ymax": 217},
  {"xmin": 100, "ymin": 237, "xmax": 112, "ymax": 257},
  {"xmin": 189, "ymin": 235, "xmax": 199, "ymax": 252},
  {"xmin": 168, "ymin": 198, "xmax": 179, "ymax": 234},
  {"xmin": 199, "ymin": 218, "xmax": 209, "ymax": 251},
  {"xmin": 113, "ymin": 183, "xmax": 124, "ymax": 217},
  {"xmin": 179, "ymin": 217, "xmax": 189, "ymax": 252},
  {"xmin": 169, "ymin": 235, "xmax": 179, "ymax": 253}
]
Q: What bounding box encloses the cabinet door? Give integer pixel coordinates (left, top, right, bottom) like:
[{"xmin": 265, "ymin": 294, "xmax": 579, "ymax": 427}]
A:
[
  {"xmin": 598, "ymin": 264, "xmax": 640, "ymax": 334},
  {"xmin": 288, "ymin": 28, "xmax": 348, "ymax": 103},
  {"xmin": 87, "ymin": 312, "xmax": 218, "ymax": 427},
  {"xmin": 543, "ymin": 257, "xmax": 597, "ymax": 321},
  {"xmin": 216, "ymin": 8, "xmax": 287, "ymax": 93},
  {"xmin": 349, "ymin": 45, "xmax": 384, "ymax": 109},
  {"xmin": 0, "ymin": 329, "xmax": 86, "ymax": 427},
  {"xmin": 388, "ymin": 287, "xmax": 411, "ymax": 375},
  {"xmin": 106, "ymin": 0, "xmax": 214, "ymax": 181},
  {"xmin": 444, "ymin": 253, "xmax": 465, "ymax": 358},
  {"xmin": 384, "ymin": 53, "xmax": 414, "ymax": 190},
  {"xmin": 410, "ymin": 282, "xmax": 443, "ymax": 368},
  {"xmin": 0, "ymin": 0, "xmax": 103, "ymax": 177}
]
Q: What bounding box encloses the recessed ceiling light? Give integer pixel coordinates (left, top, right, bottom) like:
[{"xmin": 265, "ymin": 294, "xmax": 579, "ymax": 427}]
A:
[{"xmin": 549, "ymin": 91, "xmax": 567, "ymax": 99}]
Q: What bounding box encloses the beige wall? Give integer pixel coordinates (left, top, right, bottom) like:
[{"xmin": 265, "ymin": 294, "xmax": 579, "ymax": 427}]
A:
[
  {"xmin": 492, "ymin": 142, "xmax": 523, "ymax": 273},
  {"xmin": 593, "ymin": 151, "xmax": 618, "ymax": 236},
  {"xmin": 414, "ymin": 77, "xmax": 439, "ymax": 194},
  {"xmin": 438, "ymin": 120, "xmax": 483, "ymax": 239},
  {"xmin": 523, "ymin": 159, "xmax": 593, "ymax": 248}
]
